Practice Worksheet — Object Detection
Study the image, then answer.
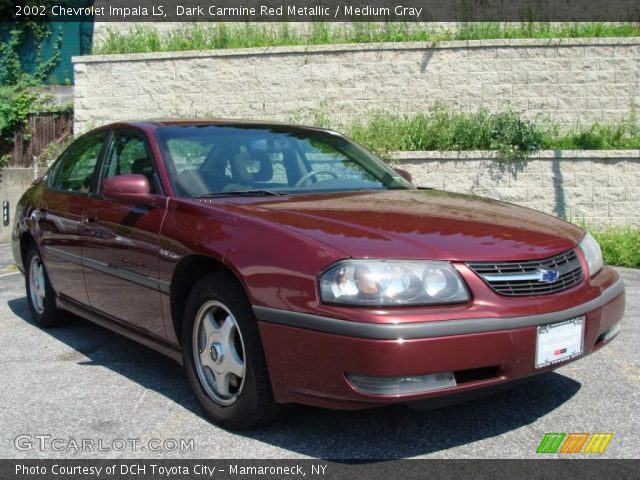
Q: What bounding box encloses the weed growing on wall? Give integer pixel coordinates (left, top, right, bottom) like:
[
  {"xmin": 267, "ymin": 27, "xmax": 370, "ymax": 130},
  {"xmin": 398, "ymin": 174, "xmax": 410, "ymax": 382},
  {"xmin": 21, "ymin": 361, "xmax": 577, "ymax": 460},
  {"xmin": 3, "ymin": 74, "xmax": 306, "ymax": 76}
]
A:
[
  {"xmin": 289, "ymin": 104, "xmax": 640, "ymax": 161},
  {"xmin": 94, "ymin": 22, "xmax": 640, "ymax": 55}
]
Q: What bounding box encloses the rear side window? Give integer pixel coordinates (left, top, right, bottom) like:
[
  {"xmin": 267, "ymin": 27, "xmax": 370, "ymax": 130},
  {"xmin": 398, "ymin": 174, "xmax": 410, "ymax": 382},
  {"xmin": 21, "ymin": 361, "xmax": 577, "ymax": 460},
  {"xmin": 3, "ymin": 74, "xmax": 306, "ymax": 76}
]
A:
[{"xmin": 49, "ymin": 133, "xmax": 107, "ymax": 193}]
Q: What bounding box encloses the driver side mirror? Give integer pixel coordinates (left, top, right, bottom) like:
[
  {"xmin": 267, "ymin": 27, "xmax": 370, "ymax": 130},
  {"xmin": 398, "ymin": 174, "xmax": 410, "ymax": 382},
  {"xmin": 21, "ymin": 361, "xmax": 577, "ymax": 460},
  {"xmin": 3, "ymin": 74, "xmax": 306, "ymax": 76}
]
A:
[
  {"xmin": 101, "ymin": 174, "xmax": 164, "ymax": 207},
  {"xmin": 394, "ymin": 168, "xmax": 413, "ymax": 184}
]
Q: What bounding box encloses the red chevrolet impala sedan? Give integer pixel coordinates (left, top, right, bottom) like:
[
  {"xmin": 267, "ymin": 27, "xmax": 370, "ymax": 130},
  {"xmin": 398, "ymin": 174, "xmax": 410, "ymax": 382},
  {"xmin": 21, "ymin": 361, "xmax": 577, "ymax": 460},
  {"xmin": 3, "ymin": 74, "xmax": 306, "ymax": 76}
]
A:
[{"xmin": 12, "ymin": 120, "xmax": 625, "ymax": 429}]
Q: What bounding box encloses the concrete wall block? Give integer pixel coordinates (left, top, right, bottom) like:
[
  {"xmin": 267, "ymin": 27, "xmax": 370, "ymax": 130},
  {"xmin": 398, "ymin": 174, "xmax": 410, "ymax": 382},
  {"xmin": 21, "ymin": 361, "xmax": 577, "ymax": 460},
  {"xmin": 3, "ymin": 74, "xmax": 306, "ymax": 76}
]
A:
[
  {"xmin": 498, "ymin": 70, "xmax": 528, "ymax": 83},
  {"xmin": 493, "ymin": 187, "xmax": 527, "ymax": 202},
  {"xmin": 591, "ymin": 159, "xmax": 627, "ymax": 174},
  {"xmin": 527, "ymin": 187, "xmax": 559, "ymax": 202},
  {"xmin": 609, "ymin": 202, "xmax": 640, "ymax": 217},
  {"xmin": 583, "ymin": 46, "xmax": 617, "ymax": 58},
  {"xmin": 482, "ymin": 84, "xmax": 514, "ymax": 97},
  {"xmin": 569, "ymin": 202, "xmax": 610, "ymax": 218},
  {"xmin": 570, "ymin": 59, "xmax": 598, "ymax": 71},
  {"xmin": 443, "ymin": 173, "xmax": 476, "ymax": 189},
  {"xmin": 409, "ymin": 173, "xmax": 445, "ymax": 189},
  {"xmin": 541, "ymin": 172, "xmax": 577, "ymax": 188},
  {"xmin": 625, "ymin": 188, "xmax": 640, "ymax": 201},
  {"xmin": 526, "ymin": 71, "xmax": 557, "ymax": 84},
  {"xmin": 511, "ymin": 173, "xmax": 542, "ymax": 186},
  {"xmin": 598, "ymin": 58, "xmax": 630, "ymax": 70},
  {"xmin": 600, "ymin": 83, "xmax": 632, "ymax": 96},
  {"xmin": 593, "ymin": 187, "xmax": 628, "ymax": 202},
  {"xmin": 512, "ymin": 84, "xmax": 543, "ymax": 97},
  {"xmin": 586, "ymin": 97, "xmax": 618, "ymax": 109},
  {"xmin": 501, "ymin": 47, "xmax": 557, "ymax": 58},
  {"xmin": 608, "ymin": 173, "xmax": 640, "ymax": 187},
  {"xmin": 558, "ymin": 70, "xmax": 617, "ymax": 85},
  {"xmin": 563, "ymin": 187, "xmax": 593, "ymax": 202},
  {"xmin": 528, "ymin": 97, "xmax": 558, "ymax": 110},
  {"xmin": 555, "ymin": 46, "xmax": 587, "ymax": 58}
]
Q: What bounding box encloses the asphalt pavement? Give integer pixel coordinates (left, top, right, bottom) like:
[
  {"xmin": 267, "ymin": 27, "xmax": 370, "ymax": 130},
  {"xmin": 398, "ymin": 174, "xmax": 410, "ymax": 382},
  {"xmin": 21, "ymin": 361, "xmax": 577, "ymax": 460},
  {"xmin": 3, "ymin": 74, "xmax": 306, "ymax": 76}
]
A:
[{"xmin": 0, "ymin": 243, "xmax": 638, "ymax": 459}]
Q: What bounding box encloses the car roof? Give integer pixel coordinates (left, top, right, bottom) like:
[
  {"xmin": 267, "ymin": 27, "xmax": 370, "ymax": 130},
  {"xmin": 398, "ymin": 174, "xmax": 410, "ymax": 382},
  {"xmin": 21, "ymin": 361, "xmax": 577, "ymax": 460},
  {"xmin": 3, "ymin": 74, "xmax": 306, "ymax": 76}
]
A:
[{"xmin": 94, "ymin": 119, "xmax": 338, "ymax": 135}]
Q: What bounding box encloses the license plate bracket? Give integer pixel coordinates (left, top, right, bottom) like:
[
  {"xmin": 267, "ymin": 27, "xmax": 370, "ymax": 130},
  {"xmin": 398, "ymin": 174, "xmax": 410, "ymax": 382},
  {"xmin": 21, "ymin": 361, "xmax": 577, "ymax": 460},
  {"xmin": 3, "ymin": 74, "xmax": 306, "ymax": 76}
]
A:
[{"xmin": 535, "ymin": 316, "xmax": 585, "ymax": 369}]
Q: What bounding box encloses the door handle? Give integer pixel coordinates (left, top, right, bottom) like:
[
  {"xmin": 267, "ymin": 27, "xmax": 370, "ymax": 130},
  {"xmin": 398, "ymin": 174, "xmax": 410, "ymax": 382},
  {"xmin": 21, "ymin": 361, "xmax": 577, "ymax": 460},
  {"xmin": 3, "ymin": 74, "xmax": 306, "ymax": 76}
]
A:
[{"xmin": 82, "ymin": 210, "xmax": 98, "ymax": 223}]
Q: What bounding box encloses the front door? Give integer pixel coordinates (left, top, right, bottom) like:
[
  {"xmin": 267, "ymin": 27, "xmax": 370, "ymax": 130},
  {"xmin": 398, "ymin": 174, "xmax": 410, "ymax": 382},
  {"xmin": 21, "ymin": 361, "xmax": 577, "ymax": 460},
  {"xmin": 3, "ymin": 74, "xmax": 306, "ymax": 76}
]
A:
[{"xmin": 82, "ymin": 130, "xmax": 168, "ymax": 338}]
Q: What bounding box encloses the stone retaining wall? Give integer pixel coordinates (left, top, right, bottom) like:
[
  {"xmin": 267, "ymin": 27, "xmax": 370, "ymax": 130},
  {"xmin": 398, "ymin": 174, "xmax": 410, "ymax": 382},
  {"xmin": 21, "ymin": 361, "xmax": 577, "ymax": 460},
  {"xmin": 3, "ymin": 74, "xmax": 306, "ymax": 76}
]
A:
[
  {"xmin": 397, "ymin": 150, "xmax": 640, "ymax": 227},
  {"xmin": 74, "ymin": 37, "xmax": 640, "ymax": 133}
]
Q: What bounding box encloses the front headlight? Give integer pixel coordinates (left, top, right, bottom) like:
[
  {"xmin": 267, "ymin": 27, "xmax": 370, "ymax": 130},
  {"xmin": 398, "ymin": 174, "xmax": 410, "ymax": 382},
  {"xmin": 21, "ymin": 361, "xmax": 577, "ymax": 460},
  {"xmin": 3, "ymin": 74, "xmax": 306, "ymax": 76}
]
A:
[
  {"xmin": 319, "ymin": 260, "xmax": 470, "ymax": 306},
  {"xmin": 579, "ymin": 232, "xmax": 603, "ymax": 277}
]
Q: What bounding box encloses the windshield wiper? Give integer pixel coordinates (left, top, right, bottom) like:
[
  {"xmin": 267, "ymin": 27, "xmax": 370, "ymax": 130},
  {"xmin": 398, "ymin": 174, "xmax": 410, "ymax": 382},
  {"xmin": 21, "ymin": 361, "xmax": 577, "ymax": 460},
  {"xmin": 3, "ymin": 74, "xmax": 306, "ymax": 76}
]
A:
[{"xmin": 196, "ymin": 189, "xmax": 284, "ymax": 198}]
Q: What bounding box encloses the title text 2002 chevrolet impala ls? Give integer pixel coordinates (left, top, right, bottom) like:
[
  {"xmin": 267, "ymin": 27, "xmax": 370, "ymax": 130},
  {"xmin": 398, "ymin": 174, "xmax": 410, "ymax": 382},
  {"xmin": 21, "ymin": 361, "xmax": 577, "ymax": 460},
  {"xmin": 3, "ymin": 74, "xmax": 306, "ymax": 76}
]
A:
[{"xmin": 12, "ymin": 120, "xmax": 625, "ymax": 429}]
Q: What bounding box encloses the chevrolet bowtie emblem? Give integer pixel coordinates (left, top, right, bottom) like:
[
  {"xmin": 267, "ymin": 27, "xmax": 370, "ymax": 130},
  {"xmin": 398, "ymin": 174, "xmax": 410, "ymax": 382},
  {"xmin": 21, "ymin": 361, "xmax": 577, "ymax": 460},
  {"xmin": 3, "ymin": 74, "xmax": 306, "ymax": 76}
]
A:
[{"xmin": 538, "ymin": 269, "xmax": 560, "ymax": 283}]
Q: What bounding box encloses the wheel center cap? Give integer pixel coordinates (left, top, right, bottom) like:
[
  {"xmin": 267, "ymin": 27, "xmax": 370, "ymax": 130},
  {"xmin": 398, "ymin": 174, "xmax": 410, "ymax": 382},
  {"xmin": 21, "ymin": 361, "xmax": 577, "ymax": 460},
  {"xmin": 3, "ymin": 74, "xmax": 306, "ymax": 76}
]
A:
[{"xmin": 210, "ymin": 343, "xmax": 224, "ymax": 363}]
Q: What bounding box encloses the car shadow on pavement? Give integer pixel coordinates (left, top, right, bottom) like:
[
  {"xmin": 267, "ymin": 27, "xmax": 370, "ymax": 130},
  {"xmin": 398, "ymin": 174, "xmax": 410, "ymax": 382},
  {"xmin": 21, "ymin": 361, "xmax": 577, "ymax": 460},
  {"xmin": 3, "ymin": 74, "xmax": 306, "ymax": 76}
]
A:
[{"xmin": 9, "ymin": 296, "xmax": 581, "ymax": 460}]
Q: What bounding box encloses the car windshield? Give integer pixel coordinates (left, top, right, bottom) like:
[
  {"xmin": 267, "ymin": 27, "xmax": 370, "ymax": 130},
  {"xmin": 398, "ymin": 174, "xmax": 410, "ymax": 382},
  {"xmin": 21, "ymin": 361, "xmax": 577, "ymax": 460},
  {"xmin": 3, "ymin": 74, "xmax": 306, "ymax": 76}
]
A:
[{"xmin": 156, "ymin": 124, "xmax": 412, "ymax": 197}]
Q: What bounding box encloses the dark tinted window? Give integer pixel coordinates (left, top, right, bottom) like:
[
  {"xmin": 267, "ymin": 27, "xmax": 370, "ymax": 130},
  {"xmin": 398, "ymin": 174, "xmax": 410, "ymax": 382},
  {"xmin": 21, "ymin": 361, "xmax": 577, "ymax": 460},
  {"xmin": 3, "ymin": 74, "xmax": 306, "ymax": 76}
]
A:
[
  {"xmin": 156, "ymin": 125, "xmax": 412, "ymax": 197},
  {"xmin": 102, "ymin": 131, "xmax": 161, "ymax": 194},
  {"xmin": 50, "ymin": 133, "xmax": 107, "ymax": 193}
]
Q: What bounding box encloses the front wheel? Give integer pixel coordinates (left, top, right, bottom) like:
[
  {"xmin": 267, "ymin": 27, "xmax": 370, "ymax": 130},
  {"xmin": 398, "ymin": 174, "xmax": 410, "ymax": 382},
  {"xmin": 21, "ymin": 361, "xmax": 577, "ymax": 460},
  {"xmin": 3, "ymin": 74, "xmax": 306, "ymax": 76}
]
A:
[
  {"xmin": 182, "ymin": 271, "xmax": 284, "ymax": 429},
  {"xmin": 25, "ymin": 245, "xmax": 63, "ymax": 327}
]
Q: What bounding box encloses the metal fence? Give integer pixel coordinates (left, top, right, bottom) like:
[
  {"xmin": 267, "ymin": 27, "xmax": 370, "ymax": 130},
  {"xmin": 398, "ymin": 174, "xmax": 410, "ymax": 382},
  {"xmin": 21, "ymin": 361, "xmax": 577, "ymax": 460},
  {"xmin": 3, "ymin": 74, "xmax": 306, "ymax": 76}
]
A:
[{"xmin": 8, "ymin": 112, "xmax": 73, "ymax": 168}]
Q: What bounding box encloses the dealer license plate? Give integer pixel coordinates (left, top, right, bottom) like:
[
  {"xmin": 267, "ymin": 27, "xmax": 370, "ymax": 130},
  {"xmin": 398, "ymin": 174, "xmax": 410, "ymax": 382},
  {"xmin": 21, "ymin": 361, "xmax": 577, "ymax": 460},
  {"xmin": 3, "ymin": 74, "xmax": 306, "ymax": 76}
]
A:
[{"xmin": 535, "ymin": 316, "xmax": 584, "ymax": 369}]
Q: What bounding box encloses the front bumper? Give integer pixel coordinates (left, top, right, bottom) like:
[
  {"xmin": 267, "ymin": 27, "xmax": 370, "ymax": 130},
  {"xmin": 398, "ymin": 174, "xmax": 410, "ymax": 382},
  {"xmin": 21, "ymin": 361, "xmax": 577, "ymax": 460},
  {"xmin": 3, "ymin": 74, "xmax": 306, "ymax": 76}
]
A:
[{"xmin": 255, "ymin": 272, "xmax": 625, "ymax": 409}]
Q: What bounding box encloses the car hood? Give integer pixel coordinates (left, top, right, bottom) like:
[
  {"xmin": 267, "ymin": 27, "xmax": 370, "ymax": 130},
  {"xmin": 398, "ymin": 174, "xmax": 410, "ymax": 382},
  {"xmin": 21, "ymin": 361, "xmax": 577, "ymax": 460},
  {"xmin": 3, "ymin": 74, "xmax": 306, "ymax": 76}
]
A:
[{"xmin": 201, "ymin": 189, "xmax": 584, "ymax": 262}]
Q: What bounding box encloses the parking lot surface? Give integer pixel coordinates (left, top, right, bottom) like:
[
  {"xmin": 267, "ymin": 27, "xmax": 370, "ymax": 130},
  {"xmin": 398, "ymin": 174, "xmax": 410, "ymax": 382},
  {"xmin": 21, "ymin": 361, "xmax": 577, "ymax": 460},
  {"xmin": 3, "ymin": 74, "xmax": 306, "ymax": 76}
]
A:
[{"xmin": 0, "ymin": 243, "xmax": 638, "ymax": 459}]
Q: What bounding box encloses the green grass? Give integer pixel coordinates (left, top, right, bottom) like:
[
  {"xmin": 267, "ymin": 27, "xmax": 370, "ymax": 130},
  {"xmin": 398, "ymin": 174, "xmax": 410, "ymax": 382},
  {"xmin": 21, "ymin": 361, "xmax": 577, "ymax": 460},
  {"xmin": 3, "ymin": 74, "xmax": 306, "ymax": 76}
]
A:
[
  {"xmin": 93, "ymin": 22, "xmax": 640, "ymax": 55},
  {"xmin": 542, "ymin": 121, "xmax": 640, "ymax": 150},
  {"xmin": 345, "ymin": 107, "xmax": 545, "ymax": 160},
  {"xmin": 592, "ymin": 227, "xmax": 640, "ymax": 268},
  {"xmin": 319, "ymin": 106, "xmax": 640, "ymax": 159}
]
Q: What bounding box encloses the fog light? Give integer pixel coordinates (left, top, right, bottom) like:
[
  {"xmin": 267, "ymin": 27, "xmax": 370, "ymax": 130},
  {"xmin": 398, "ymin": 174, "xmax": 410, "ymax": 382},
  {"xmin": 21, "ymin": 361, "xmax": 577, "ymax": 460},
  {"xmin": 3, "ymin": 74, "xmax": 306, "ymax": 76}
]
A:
[
  {"xmin": 346, "ymin": 372, "xmax": 456, "ymax": 396},
  {"xmin": 599, "ymin": 322, "xmax": 621, "ymax": 342}
]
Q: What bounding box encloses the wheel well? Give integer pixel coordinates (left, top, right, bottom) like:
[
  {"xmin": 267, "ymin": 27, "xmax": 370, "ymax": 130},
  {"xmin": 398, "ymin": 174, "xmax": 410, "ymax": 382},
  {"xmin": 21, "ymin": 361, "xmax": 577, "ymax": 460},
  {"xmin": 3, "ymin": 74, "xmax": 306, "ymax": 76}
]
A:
[
  {"xmin": 20, "ymin": 232, "xmax": 35, "ymax": 265},
  {"xmin": 170, "ymin": 255, "xmax": 244, "ymax": 345}
]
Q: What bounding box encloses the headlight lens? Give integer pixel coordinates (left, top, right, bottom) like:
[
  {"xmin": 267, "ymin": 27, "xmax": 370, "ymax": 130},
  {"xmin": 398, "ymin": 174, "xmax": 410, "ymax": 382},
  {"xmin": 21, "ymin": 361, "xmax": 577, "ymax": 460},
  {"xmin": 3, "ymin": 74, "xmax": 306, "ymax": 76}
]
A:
[
  {"xmin": 320, "ymin": 260, "xmax": 470, "ymax": 306},
  {"xmin": 579, "ymin": 232, "xmax": 603, "ymax": 277}
]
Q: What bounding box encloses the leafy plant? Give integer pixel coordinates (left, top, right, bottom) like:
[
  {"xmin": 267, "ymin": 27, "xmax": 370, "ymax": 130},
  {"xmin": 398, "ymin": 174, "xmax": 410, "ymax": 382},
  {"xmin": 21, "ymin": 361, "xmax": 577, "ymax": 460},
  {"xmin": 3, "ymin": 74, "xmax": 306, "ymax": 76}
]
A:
[{"xmin": 0, "ymin": 22, "xmax": 64, "ymax": 163}]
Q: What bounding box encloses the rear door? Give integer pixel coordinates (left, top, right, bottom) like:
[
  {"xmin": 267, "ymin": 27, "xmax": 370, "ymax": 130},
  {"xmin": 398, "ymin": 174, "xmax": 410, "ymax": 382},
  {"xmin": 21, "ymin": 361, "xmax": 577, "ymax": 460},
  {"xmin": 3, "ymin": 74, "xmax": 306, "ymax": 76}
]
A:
[
  {"xmin": 39, "ymin": 131, "xmax": 108, "ymax": 305},
  {"xmin": 81, "ymin": 129, "xmax": 168, "ymax": 338}
]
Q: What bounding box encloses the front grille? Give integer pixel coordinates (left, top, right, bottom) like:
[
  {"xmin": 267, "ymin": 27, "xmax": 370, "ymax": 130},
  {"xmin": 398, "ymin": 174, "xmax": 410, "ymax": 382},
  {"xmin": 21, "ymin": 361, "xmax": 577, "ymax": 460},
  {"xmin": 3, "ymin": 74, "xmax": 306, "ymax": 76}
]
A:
[{"xmin": 467, "ymin": 249, "xmax": 583, "ymax": 296}]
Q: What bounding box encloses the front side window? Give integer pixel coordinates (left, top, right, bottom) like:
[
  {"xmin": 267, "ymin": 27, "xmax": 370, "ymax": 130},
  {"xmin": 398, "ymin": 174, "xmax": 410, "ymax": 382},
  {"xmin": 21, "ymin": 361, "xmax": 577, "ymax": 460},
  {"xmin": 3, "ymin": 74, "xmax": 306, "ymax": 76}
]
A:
[
  {"xmin": 156, "ymin": 125, "xmax": 412, "ymax": 197},
  {"xmin": 49, "ymin": 132, "xmax": 107, "ymax": 193},
  {"xmin": 102, "ymin": 131, "xmax": 161, "ymax": 194}
]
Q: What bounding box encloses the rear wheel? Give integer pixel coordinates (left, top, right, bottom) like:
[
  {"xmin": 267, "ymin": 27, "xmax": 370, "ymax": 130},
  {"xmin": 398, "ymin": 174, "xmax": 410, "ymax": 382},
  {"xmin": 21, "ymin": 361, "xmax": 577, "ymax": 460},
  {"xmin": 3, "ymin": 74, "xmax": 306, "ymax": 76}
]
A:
[
  {"xmin": 182, "ymin": 271, "xmax": 284, "ymax": 429},
  {"xmin": 25, "ymin": 245, "xmax": 63, "ymax": 327}
]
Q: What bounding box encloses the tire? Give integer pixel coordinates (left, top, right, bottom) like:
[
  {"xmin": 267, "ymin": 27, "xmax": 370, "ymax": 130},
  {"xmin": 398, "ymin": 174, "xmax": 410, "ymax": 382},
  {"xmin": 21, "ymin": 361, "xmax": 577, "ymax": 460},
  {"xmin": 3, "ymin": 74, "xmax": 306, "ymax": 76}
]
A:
[
  {"xmin": 182, "ymin": 271, "xmax": 284, "ymax": 430},
  {"xmin": 25, "ymin": 245, "xmax": 63, "ymax": 328}
]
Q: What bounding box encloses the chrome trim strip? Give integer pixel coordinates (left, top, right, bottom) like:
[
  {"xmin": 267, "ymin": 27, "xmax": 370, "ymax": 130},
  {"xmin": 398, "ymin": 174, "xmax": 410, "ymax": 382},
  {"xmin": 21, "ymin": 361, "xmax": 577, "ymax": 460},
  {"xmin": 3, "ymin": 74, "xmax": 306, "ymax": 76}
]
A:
[
  {"xmin": 481, "ymin": 272, "xmax": 545, "ymax": 282},
  {"xmin": 253, "ymin": 278, "xmax": 625, "ymax": 340},
  {"xmin": 47, "ymin": 246, "xmax": 171, "ymax": 294}
]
